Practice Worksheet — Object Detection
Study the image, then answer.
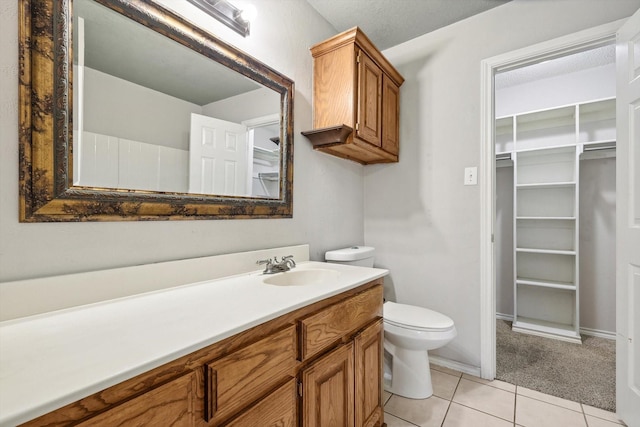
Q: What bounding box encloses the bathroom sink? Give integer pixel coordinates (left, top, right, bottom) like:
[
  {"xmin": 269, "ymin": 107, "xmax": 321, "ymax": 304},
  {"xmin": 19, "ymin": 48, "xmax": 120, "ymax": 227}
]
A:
[{"xmin": 262, "ymin": 269, "xmax": 340, "ymax": 286}]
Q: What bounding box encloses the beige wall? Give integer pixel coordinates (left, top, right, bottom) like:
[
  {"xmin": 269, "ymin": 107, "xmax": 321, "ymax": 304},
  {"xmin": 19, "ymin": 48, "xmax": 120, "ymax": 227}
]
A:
[{"xmin": 365, "ymin": 0, "xmax": 640, "ymax": 368}]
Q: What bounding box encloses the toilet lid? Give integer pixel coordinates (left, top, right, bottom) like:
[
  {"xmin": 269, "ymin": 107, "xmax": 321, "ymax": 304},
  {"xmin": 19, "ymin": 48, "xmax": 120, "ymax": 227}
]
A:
[{"xmin": 384, "ymin": 301, "xmax": 454, "ymax": 332}]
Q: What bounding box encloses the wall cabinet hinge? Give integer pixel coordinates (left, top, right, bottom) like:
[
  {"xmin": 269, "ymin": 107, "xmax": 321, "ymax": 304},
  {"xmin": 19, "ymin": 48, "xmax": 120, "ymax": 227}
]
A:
[
  {"xmin": 297, "ymin": 381, "xmax": 303, "ymax": 397},
  {"xmin": 357, "ymin": 51, "xmax": 361, "ymax": 63},
  {"xmin": 355, "ymin": 123, "xmax": 360, "ymax": 131}
]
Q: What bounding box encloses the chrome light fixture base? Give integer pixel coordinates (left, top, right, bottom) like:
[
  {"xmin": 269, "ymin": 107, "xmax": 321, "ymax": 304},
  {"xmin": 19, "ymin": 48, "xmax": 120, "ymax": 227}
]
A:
[{"xmin": 186, "ymin": 0, "xmax": 250, "ymax": 37}]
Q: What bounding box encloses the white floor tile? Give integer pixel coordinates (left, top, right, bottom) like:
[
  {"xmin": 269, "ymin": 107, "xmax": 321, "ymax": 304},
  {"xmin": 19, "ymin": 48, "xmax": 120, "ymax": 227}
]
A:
[
  {"xmin": 384, "ymin": 412, "xmax": 420, "ymax": 427},
  {"xmin": 432, "ymin": 368, "xmax": 460, "ymax": 400},
  {"xmin": 585, "ymin": 415, "xmax": 626, "ymax": 427},
  {"xmin": 452, "ymin": 378, "xmax": 515, "ymax": 422},
  {"xmin": 517, "ymin": 385, "xmax": 582, "ymax": 412},
  {"xmin": 582, "ymin": 404, "xmax": 624, "ymax": 425},
  {"xmin": 516, "ymin": 395, "xmax": 587, "ymax": 427},
  {"xmin": 443, "ymin": 403, "xmax": 513, "ymax": 427},
  {"xmin": 383, "ymin": 390, "xmax": 393, "ymax": 405},
  {"xmin": 384, "ymin": 395, "xmax": 450, "ymax": 427},
  {"xmin": 462, "ymin": 373, "xmax": 516, "ymax": 393}
]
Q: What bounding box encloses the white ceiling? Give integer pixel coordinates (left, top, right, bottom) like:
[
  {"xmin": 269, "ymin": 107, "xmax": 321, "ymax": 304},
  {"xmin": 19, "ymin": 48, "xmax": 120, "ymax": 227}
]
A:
[
  {"xmin": 305, "ymin": 0, "xmax": 511, "ymax": 50},
  {"xmin": 495, "ymin": 44, "xmax": 616, "ymax": 89},
  {"xmin": 305, "ymin": 0, "xmax": 615, "ymax": 90}
]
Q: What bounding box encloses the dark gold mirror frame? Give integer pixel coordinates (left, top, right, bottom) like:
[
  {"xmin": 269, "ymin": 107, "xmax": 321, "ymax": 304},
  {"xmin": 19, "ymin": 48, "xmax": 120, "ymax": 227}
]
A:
[{"xmin": 19, "ymin": 0, "xmax": 294, "ymax": 222}]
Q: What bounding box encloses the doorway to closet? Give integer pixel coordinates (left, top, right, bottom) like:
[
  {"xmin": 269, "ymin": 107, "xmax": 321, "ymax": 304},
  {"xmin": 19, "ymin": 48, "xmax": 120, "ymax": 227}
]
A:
[{"xmin": 493, "ymin": 43, "xmax": 617, "ymax": 411}]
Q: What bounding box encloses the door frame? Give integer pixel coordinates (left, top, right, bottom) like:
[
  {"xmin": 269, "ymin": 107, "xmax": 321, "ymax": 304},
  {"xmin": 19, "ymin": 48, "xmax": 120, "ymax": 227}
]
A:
[{"xmin": 479, "ymin": 20, "xmax": 624, "ymax": 380}]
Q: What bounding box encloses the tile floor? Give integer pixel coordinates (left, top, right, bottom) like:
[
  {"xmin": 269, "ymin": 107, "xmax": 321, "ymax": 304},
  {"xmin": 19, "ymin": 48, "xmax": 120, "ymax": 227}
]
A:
[{"xmin": 383, "ymin": 365, "xmax": 627, "ymax": 427}]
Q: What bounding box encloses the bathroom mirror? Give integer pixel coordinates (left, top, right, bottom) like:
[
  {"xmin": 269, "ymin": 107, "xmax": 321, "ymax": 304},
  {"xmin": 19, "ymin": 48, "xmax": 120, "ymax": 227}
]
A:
[{"xmin": 19, "ymin": 0, "xmax": 294, "ymax": 221}]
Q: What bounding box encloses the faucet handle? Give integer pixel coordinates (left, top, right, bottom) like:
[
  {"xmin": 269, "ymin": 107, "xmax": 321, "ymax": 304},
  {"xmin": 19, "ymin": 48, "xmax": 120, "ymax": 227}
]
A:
[
  {"xmin": 282, "ymin": 255, "xmax": 296, "ymax": 267},
  {"xmin": 256, "ymin": 258, "xmax": 272, "ymax": 266}
]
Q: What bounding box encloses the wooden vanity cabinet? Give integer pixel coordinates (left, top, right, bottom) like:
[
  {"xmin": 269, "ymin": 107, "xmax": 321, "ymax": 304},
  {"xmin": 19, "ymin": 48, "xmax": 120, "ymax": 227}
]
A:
[
  {"xmin": 304, "ymin": 27, "xmax": 404, "ymax": 164},
  {"xmin": 21, "ymin": 281, "xmax": 383, "ymax": 427},
  {"xmin": 301, "ymin": 319, "xmax": 384, "ymax": 427},
  {"xmin": 76, "ymin": 372, "xmax": 197, "ymax": 427},
  {"xmin": 299, "ymin": 285, "xmax": 384, "ymax": 427}
]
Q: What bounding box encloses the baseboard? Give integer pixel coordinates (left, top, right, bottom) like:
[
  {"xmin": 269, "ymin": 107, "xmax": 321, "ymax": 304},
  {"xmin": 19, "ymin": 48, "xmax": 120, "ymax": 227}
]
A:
[
  {"xmin": 494, "ymin": 314, "xmax": 616, "ymax": 340},
  {"xmin": 580, "ymin": 327, "xmax": 616, "ymax": 340},
  {"xmin": 429, "ymin": 355, "xmax": 481, "ymax": 377},
  {"xmin": 496, "ymin": 312, "xmax": 513, "ymax": 321}
]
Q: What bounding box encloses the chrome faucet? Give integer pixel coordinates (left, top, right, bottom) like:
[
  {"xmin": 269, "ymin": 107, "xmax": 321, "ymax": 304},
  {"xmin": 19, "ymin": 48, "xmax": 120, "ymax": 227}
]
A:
[{"xmin": 257, "ymin": 255, "xmax": 296, "ymax": 274}]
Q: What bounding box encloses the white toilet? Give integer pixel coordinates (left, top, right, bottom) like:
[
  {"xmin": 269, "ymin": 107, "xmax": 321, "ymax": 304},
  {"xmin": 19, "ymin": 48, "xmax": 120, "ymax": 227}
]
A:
[{"xmin": 325, "ymin": 246, "xmax": 457, "ymax": 399}]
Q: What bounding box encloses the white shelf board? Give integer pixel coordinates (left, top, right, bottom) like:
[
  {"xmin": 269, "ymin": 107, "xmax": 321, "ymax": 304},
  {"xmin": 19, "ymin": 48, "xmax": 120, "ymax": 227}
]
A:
[
  {"xmin": 516, "ymin": 182, "xmax": 576, "ymax": 189},
  {"xmin": 516, "ymin": 216, "xmax": 576, "ymax": 221},
  {"xmin": 516, "ymin": 277, "xmax": 576, "ymax": 291},
  {"xmin": 512, "ymin": 317, "xmax": 581, "ymax": 344},
  {"xmin": 516, "ymin": 247, "xmax": 576, "ymax": 256}
]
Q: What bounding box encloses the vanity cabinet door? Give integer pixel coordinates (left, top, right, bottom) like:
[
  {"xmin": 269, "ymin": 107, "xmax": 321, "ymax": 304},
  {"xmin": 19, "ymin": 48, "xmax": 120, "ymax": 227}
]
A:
[
  {"xmin": 76, "ymin": 372, "xmax": 196, "ymax": 427},
  {"xmin": 223, "ymin": 379, "xmax": 297, "ymax": 427},
  {"xmin": 299, "ymin": 285, "xmax": 382, "ymax": 361},
  {"xmin": 301, "ymin": 342, "xmax": 355, "ymax": 427},
  {"xmin": 204, "ymin": 325, "xmax": 297, "ymax": 423},
  {"xmin": 355, "ymin": 319, "xmax": 384, "ymax": 427}
]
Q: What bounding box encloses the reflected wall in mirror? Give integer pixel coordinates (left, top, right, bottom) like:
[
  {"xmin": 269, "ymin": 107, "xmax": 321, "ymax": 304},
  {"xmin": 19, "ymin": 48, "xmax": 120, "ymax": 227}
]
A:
[{"xmin": 19, "ymin": 0, "xmax": 294, "ymax": 221}]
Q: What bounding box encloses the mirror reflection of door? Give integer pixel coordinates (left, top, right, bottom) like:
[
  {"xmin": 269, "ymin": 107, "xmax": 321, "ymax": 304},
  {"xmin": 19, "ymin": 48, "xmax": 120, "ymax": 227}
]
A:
[{"xmin": 188, "ymin": 113, "xmax": 248, "ymax": 196}]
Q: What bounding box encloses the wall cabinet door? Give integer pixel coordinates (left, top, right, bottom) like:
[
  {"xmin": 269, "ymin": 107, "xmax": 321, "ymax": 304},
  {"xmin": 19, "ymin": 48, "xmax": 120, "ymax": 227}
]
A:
[
  {"xmin": 382, "ymin": 76, "xmax": 400, "ymax": 155},
  {"xmin": 355, "ymin": 319, "xmax": 384, "ymax": 427},
  {"xmin": 301, "ymin": 342, "xmax": 355, "ymax": 427},
  {"xmin": 357, "ymin": 50, "xmax": 383, "ymax": 148}
]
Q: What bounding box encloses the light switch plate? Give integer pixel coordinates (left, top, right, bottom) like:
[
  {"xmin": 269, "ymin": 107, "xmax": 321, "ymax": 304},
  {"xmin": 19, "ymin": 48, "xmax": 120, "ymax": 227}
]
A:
[{"xmin": 464, "ymin": 167, "xmax": 478, "ymax": 185}]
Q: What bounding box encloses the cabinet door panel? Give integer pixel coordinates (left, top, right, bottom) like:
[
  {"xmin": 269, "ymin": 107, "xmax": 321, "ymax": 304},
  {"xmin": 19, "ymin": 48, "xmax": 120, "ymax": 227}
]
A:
[
  {"xmin": 357, "ymin": 51, "xmax": 383, "ymax": 147},
  {"xmin": 355, "ymin": 319, "xmax": 384, "ymax": 427},
  {"xmin": 206, "ymin": 325, "xmax": 297, "ymax": 422},
  {"xmin": 302, "ymin": 342, "xmax": 355, "ymax": 427},
  {"xmin": 300, "ymin": 285, "xmax": 382, "ymax": 360},
  {"xmin": 77, "ymin": 372, "xmax": 196, "ymax": 427},
  {"xmin": 382, "ymin": 76, "xmax": 400, "ymax": 155},
  {"xmin": 223, "ymin": 379, "xmax": 297, "ymax": 427}
]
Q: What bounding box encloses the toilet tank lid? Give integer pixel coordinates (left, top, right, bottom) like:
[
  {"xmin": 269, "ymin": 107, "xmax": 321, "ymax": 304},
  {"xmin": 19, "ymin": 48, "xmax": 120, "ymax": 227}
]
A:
[
  {"xmin": 325, "ymin": 246, "xmax": 375, "ymax": 262},
  {"xmin": 384, "ymin": 301, "xmax": 454, "ymax": 330}
]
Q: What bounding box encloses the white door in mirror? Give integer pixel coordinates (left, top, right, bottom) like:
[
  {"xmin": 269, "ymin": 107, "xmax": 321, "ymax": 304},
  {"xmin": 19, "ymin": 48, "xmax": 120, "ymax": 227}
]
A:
[{"xmin": 189, "ymin": 113, "xmax": 248, "ymax": 196}]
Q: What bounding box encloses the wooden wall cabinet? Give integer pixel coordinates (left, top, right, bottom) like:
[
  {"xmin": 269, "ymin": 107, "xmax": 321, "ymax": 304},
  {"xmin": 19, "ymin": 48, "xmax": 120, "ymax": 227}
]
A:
[
  {"xmin": 23, "ymin": 281, "xmax": 384, "ymax": 427},
  {"xmin": 303, "ymin": 27, "xmax": 404, "ymax": 164}
]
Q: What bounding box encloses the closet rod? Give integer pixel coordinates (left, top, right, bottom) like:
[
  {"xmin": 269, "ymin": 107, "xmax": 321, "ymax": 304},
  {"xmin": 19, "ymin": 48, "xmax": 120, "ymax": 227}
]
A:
[{"xmin": 583, "ymin": 141, "xmax": 616, "ymax": 152}]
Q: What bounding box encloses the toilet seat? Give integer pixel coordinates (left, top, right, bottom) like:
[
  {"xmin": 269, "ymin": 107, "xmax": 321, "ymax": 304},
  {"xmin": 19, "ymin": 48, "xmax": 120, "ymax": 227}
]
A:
[{"xmin": 384, "ymin": 301, "xmax": 454, "ymax": 332}]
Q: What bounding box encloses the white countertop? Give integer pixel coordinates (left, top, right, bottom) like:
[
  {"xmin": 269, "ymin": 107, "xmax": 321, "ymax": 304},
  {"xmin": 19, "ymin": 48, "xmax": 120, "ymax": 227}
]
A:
[{"xmin": 0, "ymin": 261, "xmax": 387, "ymax": 426}]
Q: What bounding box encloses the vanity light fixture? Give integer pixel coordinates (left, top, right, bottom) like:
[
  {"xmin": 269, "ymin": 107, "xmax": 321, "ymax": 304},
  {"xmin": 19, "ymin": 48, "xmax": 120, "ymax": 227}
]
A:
[{"xmin": 186, "ymin": 0, "xmax": 252, "ymax": 37}]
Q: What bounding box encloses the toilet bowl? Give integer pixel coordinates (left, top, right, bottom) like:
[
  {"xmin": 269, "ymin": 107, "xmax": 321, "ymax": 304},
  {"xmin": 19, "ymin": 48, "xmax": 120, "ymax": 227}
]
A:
[
  {"xmin": 383, "ymin": 301, "xmax": 456, "ymax": 399},
  {"xmin": 324, "ymin": 246, "xmax": 457, "ymax": 400}
]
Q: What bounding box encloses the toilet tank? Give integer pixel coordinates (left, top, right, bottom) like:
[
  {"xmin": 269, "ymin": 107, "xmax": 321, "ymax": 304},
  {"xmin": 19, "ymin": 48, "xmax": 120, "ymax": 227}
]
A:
[{"xmin": 325, "ymin": 246, "xmax": 375, "ymax": 267}]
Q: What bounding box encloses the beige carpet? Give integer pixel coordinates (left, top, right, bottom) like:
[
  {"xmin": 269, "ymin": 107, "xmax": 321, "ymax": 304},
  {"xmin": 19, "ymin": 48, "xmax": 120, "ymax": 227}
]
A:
[{"xmin": 496, "ymin": 319, "xmax": 616, "ymax": 411}]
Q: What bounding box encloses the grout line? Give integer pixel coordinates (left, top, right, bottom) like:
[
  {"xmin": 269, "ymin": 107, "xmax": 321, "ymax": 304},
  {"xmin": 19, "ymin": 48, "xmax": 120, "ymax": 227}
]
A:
[
  {"xmin": 462, "ymin": 373, "xmax": 517, "ymax": 393},
  {"xmin": 383, "ymin": 394, "xmax": 421, "ymax": 427},
  {"xmin": 514, "ymin": 386, "xmax": 518, "ymax": 426},
  {"xmin": 384, "ymin": 410, "xmax": 420, "ymax": 427},
  {"xmin": 516, "ymin": 391, "xmax": 584, "ymax": 414},
  {"xmin": 441, "ymin": 375, "xmax": 462, "ymax": 427},
  {"xmin": 452, "ymin": 402, "xmax": 516, "ymax": 424},
  {"xmin": 581, "ymin": 403, "xmax": 591, "ymax": 427}
]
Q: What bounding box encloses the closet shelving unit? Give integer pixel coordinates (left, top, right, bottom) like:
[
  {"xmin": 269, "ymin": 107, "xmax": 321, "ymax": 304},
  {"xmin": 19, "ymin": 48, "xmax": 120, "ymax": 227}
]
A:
[{"xmin": 496, "ymin": 97, "xmax": 615, "ymax": 343}]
